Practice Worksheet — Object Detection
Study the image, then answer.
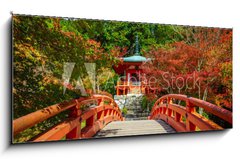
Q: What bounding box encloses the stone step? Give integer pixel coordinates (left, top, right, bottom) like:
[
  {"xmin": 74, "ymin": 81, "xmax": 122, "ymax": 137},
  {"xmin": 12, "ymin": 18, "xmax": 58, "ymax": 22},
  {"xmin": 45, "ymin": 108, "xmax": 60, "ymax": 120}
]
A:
[
  {"xmin": 125, "ymin": 117, "xmax": 148, "ymax": 121},
  {"xmin": 114, "ymin": 94, "xmax": 150, "ymax": 120}
]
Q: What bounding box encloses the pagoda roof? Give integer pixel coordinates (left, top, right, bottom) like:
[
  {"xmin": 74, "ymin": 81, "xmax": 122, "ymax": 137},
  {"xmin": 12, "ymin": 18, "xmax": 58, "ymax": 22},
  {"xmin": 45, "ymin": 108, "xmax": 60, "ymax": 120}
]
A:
[{"xmin": 123, "ymin": 55, "xmax": 146, "ymax": 62}]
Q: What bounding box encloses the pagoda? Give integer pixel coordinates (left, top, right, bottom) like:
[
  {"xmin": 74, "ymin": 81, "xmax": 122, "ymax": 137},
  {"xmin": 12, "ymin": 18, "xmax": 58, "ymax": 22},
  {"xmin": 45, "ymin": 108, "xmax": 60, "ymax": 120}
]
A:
[{"xmin": 113, "ymin": 35, "xmax": 155, "ymax": 95}]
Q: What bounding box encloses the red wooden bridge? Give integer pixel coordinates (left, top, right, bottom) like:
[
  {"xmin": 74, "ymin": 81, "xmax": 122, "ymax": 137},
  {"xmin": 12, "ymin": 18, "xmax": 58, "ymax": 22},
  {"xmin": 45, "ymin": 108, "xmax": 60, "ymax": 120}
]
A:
[{"xmin": 13, "ymin": 93, "xmax": 232, "ymax": 142}]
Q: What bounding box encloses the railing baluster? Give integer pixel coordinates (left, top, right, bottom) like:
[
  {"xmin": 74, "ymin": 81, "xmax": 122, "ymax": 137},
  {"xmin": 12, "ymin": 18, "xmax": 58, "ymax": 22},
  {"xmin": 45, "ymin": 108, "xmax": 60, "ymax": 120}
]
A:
[
  {"xmin": 66, "ymin": 99, "xmax": 82, "ymax": 139},
  {"xmin": 97, "ymin": 110, "xmax": 104, "ymax": 120},
  {"xmin": 175, "ymin": 112, "xmax": 181, "ymax": 122},
  {"xmin": 186, "ymin": 99, "xmax": 196, "ymax": 131},
  {"xmin": 86, "ymin": 115, "xmax": 95, "ymax": 127}
]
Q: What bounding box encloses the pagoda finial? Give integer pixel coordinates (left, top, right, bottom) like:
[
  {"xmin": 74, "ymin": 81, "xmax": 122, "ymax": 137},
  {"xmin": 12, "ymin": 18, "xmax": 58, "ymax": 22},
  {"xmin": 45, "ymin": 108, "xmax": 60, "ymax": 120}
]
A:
[{"xmin": 135, "ymin": 35, "xmax": 140, "ymax": 55}]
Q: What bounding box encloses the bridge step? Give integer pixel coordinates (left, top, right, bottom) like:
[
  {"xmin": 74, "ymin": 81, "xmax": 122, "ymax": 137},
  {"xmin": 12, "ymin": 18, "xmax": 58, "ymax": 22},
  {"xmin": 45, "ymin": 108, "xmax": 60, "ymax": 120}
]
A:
[{"xmin": 94, "ymin": 120, "xmax": 175, "ymax": 138}]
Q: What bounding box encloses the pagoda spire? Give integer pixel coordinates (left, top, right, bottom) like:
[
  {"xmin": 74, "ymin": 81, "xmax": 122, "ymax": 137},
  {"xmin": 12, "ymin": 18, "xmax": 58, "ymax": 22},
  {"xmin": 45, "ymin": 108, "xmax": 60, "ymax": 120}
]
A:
[
  {"xmin": 134, "ymin": 35, "xmax": 140, "ymax": 55},
  {"xmin": 121, "ymin": 34, "xmax": 146, "ymax": 62}
]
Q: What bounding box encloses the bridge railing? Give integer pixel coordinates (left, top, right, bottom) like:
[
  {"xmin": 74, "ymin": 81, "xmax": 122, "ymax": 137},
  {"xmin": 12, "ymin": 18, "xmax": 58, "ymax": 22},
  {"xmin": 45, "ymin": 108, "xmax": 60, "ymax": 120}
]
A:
[
  {"xmin": 149, "ymin": 94, "xmax": 232, "ymax": 132},
  {"xmin": 13, "ymin": 94, "xmax": 123, "ymax": 142}
]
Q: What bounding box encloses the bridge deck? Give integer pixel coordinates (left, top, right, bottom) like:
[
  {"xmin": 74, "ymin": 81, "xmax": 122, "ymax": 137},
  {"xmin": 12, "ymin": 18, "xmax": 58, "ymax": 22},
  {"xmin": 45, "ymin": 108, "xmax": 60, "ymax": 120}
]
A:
[{"xmin": 95, "ymin": 120, "xmax": 175, "ymax": 138}]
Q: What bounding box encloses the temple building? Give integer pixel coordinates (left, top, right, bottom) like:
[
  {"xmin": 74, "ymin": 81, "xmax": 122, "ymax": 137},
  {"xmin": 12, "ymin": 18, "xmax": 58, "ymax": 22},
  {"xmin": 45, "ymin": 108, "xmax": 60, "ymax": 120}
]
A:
[{"xmin": 113, "ymin": 35, "xmax": 156, "ymax": 95}]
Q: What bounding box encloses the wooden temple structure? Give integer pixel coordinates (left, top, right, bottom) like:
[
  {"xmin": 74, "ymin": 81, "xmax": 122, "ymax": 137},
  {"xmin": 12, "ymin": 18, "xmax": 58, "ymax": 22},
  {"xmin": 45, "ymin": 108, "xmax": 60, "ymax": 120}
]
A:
[{"xmin": 113, "ymin": 36, "xmax": 156, "ymax": 95}]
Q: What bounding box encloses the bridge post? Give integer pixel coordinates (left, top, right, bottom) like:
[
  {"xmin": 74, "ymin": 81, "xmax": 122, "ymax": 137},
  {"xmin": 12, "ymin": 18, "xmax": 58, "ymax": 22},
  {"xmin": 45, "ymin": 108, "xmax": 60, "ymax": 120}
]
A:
[
  {"xmin": 86, "ymin": 115, "xmax": 95, "ymax": 126},
  {"xmin": 167, "ymin": 98, "xmax": 173, "ymax": 117},
  {"xmin": 66, "ymin": 99, "xmax": 82, "ymax": 139},
  {"xmin": 175, "ymin": 112, "xmax": 181, "ymax": 122},
  {"xmin": 97, "ymin": 97, "xmax": 105, "ymax": 122},
  {"xmin": 186, "ymin": 100, "xmax": 196, "ymax": 131}
]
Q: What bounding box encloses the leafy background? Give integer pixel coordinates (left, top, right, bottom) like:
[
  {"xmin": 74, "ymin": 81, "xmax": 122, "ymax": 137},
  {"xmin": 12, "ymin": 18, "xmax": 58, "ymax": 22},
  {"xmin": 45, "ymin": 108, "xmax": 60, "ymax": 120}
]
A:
[{"xmin": 13, "ymin": 15, "xmax": 232, "ymax": 142}]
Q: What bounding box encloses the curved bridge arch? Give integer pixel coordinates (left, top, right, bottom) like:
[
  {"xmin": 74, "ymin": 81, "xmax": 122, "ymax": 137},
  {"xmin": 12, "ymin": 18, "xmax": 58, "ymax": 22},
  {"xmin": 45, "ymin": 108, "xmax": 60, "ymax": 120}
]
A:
[
  {"xmin": 13, "ymin": 94, "xmax": 123, "ymax": 142},
  {"xmin": 149, "ymin": 94, "xmax": 232, "ymax": 132}
]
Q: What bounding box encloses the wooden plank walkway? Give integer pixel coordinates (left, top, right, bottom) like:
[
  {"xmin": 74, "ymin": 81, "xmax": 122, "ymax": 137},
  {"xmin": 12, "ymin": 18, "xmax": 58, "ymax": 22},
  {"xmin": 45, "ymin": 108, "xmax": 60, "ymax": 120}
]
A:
[{"xmin": 94, "ymin": 120, "xmax": 176, "ymax": 138}]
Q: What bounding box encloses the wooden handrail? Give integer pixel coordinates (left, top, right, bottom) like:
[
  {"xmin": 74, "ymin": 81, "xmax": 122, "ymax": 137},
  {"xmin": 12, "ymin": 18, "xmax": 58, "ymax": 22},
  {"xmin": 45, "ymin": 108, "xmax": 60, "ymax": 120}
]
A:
[
  {"xmin": 13, "ymin": 99, "xmax": 79, "ymax": 136},
  {"xmin": 149, "ymin": 94, "xmax": 232, "ymax": 132},
  {"xmin": 13, "ymin": 94, "xmax": 123, "ymax": 142}
]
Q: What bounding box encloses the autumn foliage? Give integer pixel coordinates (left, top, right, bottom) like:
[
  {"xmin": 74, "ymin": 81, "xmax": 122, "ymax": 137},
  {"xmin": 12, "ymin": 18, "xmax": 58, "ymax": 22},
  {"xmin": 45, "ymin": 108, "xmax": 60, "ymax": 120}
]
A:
[
  {"xmin": 143, "ymin": 27, "xmax": 232, "ymax": 109},
  {"xmin": 12, "ymin": 15, "xmax": 232, "ymax": 142}
]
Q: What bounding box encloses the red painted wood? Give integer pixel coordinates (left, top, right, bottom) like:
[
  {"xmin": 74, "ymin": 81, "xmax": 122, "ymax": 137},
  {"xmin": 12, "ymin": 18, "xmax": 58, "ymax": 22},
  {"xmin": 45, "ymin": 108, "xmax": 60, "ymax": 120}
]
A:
[
  {"xmin": 149, "ymin": 94, "xmax": 232, "ymax": 132},
  {"xmin": 13, "ymin": 94, "xmax": 123, "ymax": 142}
]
